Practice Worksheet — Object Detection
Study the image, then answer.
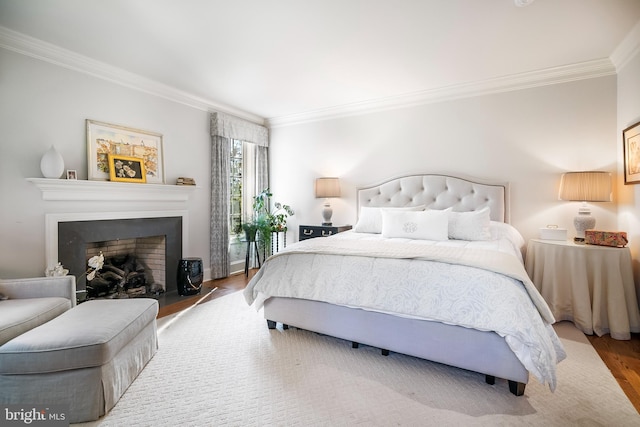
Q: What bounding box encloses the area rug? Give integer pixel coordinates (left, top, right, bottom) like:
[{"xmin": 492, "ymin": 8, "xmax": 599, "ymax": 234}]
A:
[{"xmin": 77, "ymin": 291, "xmax": 639, "ymax": 426}]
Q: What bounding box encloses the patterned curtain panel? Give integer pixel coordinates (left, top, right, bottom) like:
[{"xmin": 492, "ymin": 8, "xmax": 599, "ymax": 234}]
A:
[
  {"xmin": 210, "ymin": 112, "xmax": 269, "ymax": 278},
  {"xmin": 210, "ymin": 135, "xmax": 230, "ymax": 279}
]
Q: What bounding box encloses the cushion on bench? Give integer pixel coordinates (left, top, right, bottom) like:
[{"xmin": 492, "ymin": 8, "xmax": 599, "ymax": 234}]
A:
[
  {"xmin": 0, "ymin": 297, "xmax": 71, "ymax": 346},
  {"xmin": 0, "ymin": 298, "xmax": 158, "ymax": 374}
]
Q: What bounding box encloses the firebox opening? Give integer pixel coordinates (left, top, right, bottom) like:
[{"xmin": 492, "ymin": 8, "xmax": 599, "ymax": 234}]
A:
[{"xmin": 86, "ymin": 236, "xmax": 166, "ymax": 299}]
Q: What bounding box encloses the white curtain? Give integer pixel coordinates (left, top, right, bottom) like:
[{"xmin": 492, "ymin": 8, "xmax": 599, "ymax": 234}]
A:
[{"xmin": 210, "ymin": 112, "xmax": 268, "ymax": 278}]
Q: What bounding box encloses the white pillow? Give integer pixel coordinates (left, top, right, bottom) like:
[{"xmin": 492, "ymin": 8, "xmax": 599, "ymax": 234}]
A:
[
  {"xmin": 354, "ymin": 205, "xmax": 424, "ymax": 234},
  {"xmin": 381, "ymin": 209, "xmax": 449, "ymax": 241},
  {"xmin": 447, "ymin": 207, "xmax": 491, "ymax": 241}
]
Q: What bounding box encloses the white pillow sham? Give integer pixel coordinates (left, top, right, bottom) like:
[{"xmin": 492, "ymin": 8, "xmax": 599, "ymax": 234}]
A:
[
  {"xmin": 447, "ymin": 207, "xmax": 491, "ymax": 241},
  {"xmin": 381, "ymin": 209, "xmax": 449, "ymax": 241},
  {"xmin": 354, "ymin": 205, "xmax": 425, "ymax": 234}
]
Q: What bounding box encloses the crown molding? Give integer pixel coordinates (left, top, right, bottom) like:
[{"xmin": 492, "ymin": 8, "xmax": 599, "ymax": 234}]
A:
[
  {"xmin": 610, "ymin": 20, "xmax": 640, "ymax": 72},
  {"xmin": 0, "ymin": 25, "xmax": 620, "ymax": 130},
  {"xmin": 267, "ymin": 59, "xmax": 616, "ymax": 128},
  {"xmin": 0, "ymin": 26, "xmax": 264, "ymax": 125}
]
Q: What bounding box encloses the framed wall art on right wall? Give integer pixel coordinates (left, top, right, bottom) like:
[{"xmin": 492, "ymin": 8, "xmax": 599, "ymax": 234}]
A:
[{"xmin": 623, "ymin": 120, "xmax": 640, "ymax": 185}]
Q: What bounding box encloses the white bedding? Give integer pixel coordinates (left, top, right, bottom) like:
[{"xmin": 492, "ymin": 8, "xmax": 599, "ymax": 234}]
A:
[{"xmin": 244, "ymin": 229, "xmax": 566, "ymax": 390}]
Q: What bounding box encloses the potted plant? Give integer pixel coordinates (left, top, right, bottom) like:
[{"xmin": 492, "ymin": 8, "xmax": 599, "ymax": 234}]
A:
[
  {"xmin": 254, "ymin": 188, "xmax": 295, "ymax": 232},
  {"xmin": 243, "ymin": 188, "xmax": 294, "ymax": 252},
  {"xmin": 241, "ymin": 214, "xmax": 269, "ymax": 243}
]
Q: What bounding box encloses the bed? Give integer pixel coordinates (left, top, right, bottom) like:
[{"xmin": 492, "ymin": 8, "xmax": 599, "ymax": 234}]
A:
[{"xmin": 244, "ymin": 174, "xmax": 566, "ymax": 395}]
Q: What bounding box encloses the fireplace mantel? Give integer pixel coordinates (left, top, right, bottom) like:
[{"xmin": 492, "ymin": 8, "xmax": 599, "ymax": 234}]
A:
[{"xmin": 27, "ymin": 178, "xmax": 198, "ymax": 202}]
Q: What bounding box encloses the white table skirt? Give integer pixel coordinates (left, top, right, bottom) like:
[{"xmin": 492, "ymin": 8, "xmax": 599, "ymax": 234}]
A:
[{"xmin": 525, "ymin": 239, "xmax": 640, "ymax": 340}]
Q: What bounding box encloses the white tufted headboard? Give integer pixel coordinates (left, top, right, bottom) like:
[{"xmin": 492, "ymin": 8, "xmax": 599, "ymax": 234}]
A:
[{"xmin": 357, "ymin": 174, "xmax": 510, "ymax": 223}]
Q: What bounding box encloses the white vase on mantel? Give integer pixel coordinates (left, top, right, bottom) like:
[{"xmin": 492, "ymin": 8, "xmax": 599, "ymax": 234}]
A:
[{"xmin": 40, "ymin": 145, "xmax": 65, "ymax": 178}]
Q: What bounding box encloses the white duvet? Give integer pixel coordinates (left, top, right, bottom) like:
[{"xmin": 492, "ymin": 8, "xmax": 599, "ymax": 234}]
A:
[{"xmin": 244, "ymin": 229, "xmax": 566, "ymax": 390}]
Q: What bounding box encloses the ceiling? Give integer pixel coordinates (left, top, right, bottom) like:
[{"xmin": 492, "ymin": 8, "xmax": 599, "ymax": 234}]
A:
[{"xmin": 1, "ymin": 0, "xmax": 640, "ymax": 126}]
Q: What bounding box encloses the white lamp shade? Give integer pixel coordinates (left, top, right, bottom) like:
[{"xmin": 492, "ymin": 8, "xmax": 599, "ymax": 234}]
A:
[
  {"xmin": 558, "ymin": 171, "xmax": 612, "ymax": 202},
  {"xmin": 315, "ymin": 178, "xmax": 341, "ymax": 198}
]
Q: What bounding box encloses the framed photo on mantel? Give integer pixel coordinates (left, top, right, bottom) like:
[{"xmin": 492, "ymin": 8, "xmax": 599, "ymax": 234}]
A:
[
  {"xmin": 623, "ymin": 120, "xmax": 640, "ymax": 185},
  {"xmin": 108, "ymin": 154, "xmax": 147, "ymax": 183},
  {"xmin": 86, "ymin": 119, "xmax": 165, "ymax": 184}
]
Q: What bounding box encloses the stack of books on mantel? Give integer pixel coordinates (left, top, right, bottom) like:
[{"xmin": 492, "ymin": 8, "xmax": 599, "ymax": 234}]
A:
[{"xmin": 176, "ymin": 177, "xmax": 196, "ymax": 186}]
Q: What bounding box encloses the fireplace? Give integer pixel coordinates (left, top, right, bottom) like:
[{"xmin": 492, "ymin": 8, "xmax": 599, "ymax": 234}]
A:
[{"xmin": 54, "ymin": 215, "xmax": 183, "ymax": 296}]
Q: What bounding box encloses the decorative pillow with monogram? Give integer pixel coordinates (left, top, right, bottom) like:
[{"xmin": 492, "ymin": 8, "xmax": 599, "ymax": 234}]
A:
[
  {"xmin": 354, "ymin": 205, "xmax": 425, "ymax": 234},
  {"xmin": 381, "ymin": 209, "xmax": 449, "ymax": 241}
]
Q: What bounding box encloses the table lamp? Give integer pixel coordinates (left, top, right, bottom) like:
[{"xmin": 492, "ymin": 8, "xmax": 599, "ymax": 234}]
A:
[
  {"xmin": 559, "ymin": 171, "xmax": 612, "ymax": 242},
  {"xmin": 315, "ymin": 177, "xmax": 341, "ymax": 226}
]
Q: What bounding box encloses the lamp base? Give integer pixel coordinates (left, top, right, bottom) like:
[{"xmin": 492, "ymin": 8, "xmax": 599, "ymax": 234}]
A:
[
  {"xmin": 322, "ymin": 222, "xmax": 333, "ymax": 226},
  {"xmin": 321, "ymin": 200, "xmax": 333, "ymax": 227},
  {"xmin": 573, "ymin": 204, "xmax": 596, "ymax": 243}
]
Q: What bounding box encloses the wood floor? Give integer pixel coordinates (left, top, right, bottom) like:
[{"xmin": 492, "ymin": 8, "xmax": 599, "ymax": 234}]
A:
[
  {"xmin": 587, "ymin": 333, "xmax": 640, "ymax": 413},
  {"xmin": 156, "ymin": 270, "xmax": 256, "ymax": 319},
  {"xmin": 158, "ymin": 270, "xmax": 640, "ymax": 414}
]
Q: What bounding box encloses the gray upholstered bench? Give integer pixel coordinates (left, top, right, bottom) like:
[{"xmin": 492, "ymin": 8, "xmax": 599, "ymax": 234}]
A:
[{"xmin": 0, "ymin": 298, "xmax": 158, "ymax": 423}]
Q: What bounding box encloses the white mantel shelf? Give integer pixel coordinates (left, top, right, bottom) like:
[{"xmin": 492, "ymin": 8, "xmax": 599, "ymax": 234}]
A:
[{"xmin": 27, "ymin": 178, "xmax": 199, "ymax": 202}]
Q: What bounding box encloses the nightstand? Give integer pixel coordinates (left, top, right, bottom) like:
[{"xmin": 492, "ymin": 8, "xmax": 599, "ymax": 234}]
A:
[
  {"xmin": 299, "ymin": 225, "xmax": 352, "ymax": 241},
  {"xmin": 525, "ymin": 238, "xmax": 640, "ymax": 340}
]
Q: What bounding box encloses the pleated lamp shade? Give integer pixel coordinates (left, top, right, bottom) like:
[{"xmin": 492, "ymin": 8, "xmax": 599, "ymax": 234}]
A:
[
  {"xmin": 558, "ymin": 171, "xmax": 612, "ymax": 242},
  {"xmin": 559, "ymin": 171, "xmax": 612, "ymax": 202}
]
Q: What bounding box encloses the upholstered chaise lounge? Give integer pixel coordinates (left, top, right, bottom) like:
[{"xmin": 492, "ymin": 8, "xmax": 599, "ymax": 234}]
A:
[{"xmin": 0, "ymin": 276, "xmax": 159, "ymax": 423}]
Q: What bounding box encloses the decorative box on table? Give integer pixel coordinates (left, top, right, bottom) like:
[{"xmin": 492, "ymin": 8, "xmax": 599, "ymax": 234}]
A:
[
  {"xmin": 539, "ymin": 227, "xmax": 567, "ymax": 241},
  {"xmin": 585, "ymin": 230, "xmax": 628, "ymax": 248}
]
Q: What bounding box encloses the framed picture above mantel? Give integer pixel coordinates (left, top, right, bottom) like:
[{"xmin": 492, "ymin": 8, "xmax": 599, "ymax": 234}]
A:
[
  {"xmin": 623, "ymin": 120, "xmax": 640, "ymax": 185},
  {"xmin": 86, "ymin": 119, "xmax": 165, "ymax": 184}
]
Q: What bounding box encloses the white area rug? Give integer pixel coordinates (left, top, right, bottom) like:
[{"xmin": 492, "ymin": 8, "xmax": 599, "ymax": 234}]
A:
[{"xmin": 77, "ymin": 291, "xmax": 639, "ymax": 426}]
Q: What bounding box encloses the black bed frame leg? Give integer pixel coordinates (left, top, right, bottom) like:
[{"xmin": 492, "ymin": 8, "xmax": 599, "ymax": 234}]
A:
[
  {"xmin": 381, "ymin": 349, "xmax": 390, "ymax": 356},
  {"xmin": 485, "ymin": 375, "xmax": 495, "ymax": 385},
  {"xmin": 508, "ymin": 380, "xmax": 526, "ymax": 396},
  {"xmin": 352, "ymin": 342, "xmax": 359, "ymax": 349},
  {"xmin": 266, "ymin": 320, "xmax": 290, "ymax": 330}
]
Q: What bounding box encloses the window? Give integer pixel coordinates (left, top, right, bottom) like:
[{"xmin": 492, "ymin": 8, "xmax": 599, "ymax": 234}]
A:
[
  {"xmin": 230, "ymin": 139, "xmax": 243, "ymax": 236},
  {"xmin": 229, "ymin": 139, "xmax": 257, "ymax": 239}
]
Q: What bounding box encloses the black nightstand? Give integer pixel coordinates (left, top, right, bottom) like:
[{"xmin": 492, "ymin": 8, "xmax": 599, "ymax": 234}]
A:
[{"xmin": 299, "ymin": 225, "xmax": 352, "ymax": 241}]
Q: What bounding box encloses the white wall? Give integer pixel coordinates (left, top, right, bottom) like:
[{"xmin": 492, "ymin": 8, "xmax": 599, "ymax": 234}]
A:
[
  {"xmin": 0, "ymin": 45, "xmax": 628, "ymax": 281},
  {"xmin": 617, "ymin": 50, "xmax": 640, "ymax": 279},
  {"xmin": 269, "ymin": 76, "xmax": 619, "ymax": 245},
  {"xmin": 0, "ymin": 49, "xmax": 212, "ymax": 278}
]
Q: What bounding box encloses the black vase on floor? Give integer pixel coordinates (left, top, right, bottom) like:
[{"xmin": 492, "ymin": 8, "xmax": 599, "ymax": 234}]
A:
[{"xmin": 177, "ymin": 258, "xmax": 203, "ymax": 296}]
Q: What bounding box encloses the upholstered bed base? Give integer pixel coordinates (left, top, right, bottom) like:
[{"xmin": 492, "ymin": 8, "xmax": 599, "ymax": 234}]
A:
[
  {"xmin": 259, "ymin": 174, "xmax": 528, "ymax": 395},
  {"xmin": 264, "ymin": 297, "xmax": 528, "ymax": 395}
]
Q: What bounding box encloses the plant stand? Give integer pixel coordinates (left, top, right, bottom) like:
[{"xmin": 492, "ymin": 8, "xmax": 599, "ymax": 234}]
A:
[
  {"xmin": 245, "ymin": 239, "xmax": 261, "ymax": 277},
  {"xmin": 271, "ymin": 231, "xmax": 287, "ymax": 255}
]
